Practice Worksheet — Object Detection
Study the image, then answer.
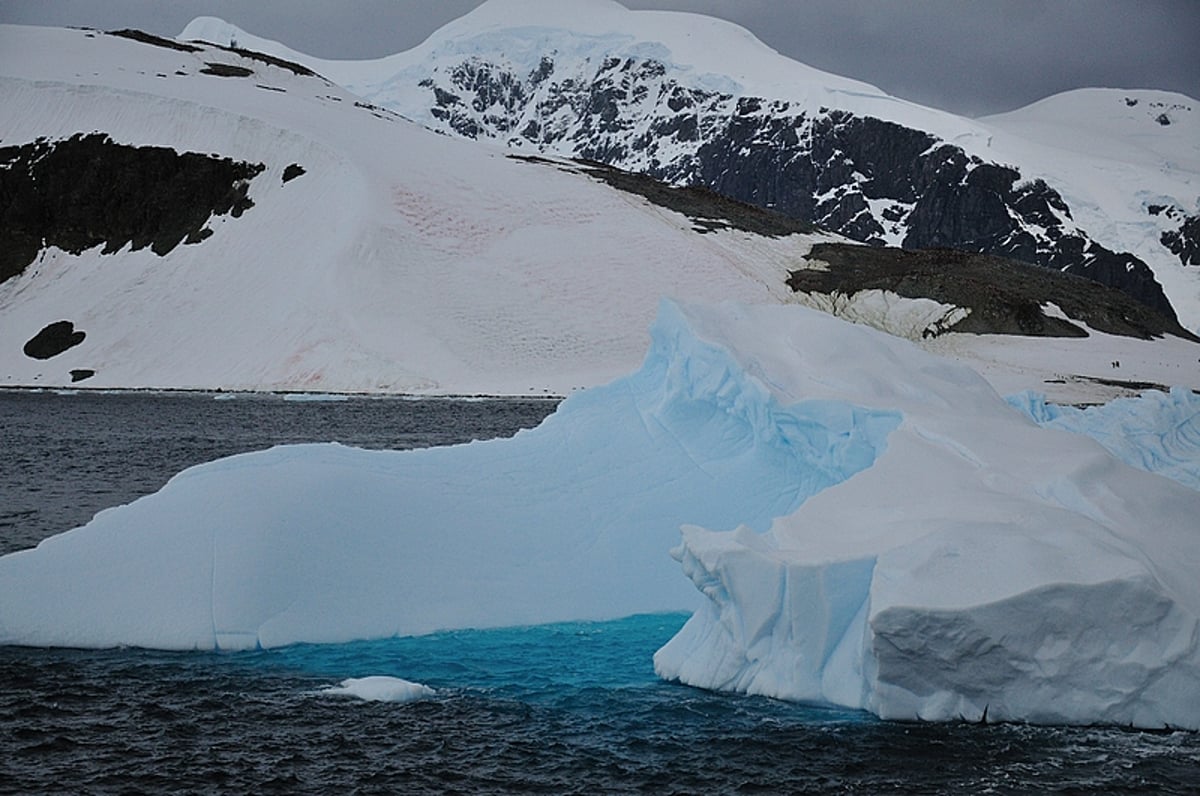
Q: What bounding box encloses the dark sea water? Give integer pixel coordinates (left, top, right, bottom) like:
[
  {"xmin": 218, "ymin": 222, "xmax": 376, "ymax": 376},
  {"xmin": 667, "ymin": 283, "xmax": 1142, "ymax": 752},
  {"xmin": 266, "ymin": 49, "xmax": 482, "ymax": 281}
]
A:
[{"xmin": 1, "ymin": 390, "xmax": 1197, "ymax": 794}]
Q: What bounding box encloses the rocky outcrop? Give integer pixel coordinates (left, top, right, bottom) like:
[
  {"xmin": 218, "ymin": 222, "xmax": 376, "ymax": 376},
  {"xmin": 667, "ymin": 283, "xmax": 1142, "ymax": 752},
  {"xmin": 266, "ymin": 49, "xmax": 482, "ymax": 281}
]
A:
[
  {"xmin": 510, "ymin": 155, "xmax": 816, "ymax": 237},
  {"xmin": 22, "ymin": 321, "xmax": 86, "ymax": 359},
  {"xmin": 790, "ymin": 244, "xmax": 1197, "ymax": 341},
  {"xmin": 0, "ymin": 133, "xmax": 264, "ymax": 284},
  {"xmin": 1162, "ymin": 214, "xmax": 1200, "ymax": 267}
]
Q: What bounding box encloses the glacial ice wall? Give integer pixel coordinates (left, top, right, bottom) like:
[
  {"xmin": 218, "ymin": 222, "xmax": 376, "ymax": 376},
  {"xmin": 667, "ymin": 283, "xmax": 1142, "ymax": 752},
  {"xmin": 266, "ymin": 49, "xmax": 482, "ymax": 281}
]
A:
[{"xmin": 3, "ymin": 300, "xmax": 1198, "ymax": 730}]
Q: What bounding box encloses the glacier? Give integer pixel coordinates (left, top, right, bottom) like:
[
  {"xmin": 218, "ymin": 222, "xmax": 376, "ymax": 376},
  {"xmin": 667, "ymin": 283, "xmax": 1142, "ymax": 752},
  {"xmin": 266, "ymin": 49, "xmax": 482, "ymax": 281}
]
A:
[{"xmin": 2, "ymin": 300, "xmax": 1199, "ymax": 730}]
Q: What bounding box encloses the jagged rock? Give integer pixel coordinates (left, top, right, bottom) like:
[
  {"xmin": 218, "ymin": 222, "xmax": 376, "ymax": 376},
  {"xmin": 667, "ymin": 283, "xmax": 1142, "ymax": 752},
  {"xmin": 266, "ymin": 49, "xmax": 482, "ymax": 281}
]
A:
[
  {"xmin": 282, "ymin": 163, "xmax": 306, "ymax": 184},
  {"xmin": 1163, "ymin": 215, "xmax": 1200, "ymax": 266},
  {"xmin": 0, "ymin": 133, "xmax": 265, "ymax": 284}
]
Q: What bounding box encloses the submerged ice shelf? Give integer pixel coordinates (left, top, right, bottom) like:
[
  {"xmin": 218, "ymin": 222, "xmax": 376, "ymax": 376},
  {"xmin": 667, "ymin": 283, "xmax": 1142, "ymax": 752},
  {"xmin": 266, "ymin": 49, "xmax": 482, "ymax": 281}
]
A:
[{"xmin": 2, "ymin": 300, "xmax": 1198, "ymax": 730}]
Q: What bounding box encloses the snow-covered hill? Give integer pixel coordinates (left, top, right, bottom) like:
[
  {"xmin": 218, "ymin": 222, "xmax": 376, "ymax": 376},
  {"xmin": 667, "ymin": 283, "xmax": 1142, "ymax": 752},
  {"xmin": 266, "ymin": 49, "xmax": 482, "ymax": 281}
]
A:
[
  {"xmin": 184, "ymin": 0, "xmax": 1200, "ymax": 333},
  {"xmin": 0, "ymin": 24, "xmax": 829, "ymax": 395}
]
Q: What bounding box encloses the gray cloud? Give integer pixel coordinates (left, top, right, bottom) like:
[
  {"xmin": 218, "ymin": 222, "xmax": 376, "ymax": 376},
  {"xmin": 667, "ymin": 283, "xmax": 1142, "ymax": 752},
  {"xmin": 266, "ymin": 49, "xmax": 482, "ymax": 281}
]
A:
[{"xmin": 1, "ymin": 0, "xmax": 1195, "ymax": 116}]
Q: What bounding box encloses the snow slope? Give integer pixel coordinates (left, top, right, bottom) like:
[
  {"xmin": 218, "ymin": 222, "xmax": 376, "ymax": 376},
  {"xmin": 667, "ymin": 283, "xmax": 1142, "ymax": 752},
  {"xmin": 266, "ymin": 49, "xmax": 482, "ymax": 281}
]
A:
[
  {"xmin": 0, "ymin": 24, "xmax": 819, "ymax": 394},
  {"xmin": 2, "ymin": 299, "xmax": 1197, "ymax": 730},
  {"xmin": 184, "ymin": 0, "xmax": 1200, "ymax": 332}
]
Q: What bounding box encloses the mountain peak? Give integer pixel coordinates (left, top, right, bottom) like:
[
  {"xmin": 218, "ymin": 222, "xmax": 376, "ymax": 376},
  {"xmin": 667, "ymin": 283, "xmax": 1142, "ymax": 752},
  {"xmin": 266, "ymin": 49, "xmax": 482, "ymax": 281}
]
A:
[{"xmin": 453, "ymin": 0, "xmax": 631, "ymax": 31}]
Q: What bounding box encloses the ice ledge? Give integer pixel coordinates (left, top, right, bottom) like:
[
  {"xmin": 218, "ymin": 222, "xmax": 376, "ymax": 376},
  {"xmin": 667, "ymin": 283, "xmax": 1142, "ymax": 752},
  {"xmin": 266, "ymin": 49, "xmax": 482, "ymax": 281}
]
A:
[{"xmin": 651, "ymin": 304, "xmax": 1200, "ymax": 731}]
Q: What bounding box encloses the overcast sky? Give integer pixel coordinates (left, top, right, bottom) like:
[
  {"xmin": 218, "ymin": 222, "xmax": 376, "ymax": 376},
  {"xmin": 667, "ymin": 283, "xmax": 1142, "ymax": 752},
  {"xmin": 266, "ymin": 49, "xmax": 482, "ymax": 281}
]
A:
[{"xmin": 1, "ymin": 0, "xmax": 1196, "ymax": 117}]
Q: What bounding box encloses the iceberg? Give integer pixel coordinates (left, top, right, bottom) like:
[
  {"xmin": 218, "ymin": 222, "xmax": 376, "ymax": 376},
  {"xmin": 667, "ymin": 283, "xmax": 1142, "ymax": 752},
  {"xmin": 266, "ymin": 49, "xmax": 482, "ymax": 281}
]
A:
[
  {"xmin": 649, "ymin": 311, "xmax": 1200, "ymax": 730},
  {"xmin": 2, "ymin": 299, "xmax": 1198, "ymax": 730},
  {"xmin": 0, "ymin": 300, "xmax": 897, "ymax": 650},
  {"xmin": 317, "ymin": 676, "xmax": 436, "ymax": 703}
]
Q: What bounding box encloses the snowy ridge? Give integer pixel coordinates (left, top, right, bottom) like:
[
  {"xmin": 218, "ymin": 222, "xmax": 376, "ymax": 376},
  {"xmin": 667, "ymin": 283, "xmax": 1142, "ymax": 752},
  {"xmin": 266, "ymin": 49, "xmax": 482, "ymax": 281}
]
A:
[
  {"xmin": 3, "ymin": 300, "xmax": 1199, "ymax": 730},
  {"xmin": 180, "ymin": 2, "xmax": 949, "ymax": 133}
]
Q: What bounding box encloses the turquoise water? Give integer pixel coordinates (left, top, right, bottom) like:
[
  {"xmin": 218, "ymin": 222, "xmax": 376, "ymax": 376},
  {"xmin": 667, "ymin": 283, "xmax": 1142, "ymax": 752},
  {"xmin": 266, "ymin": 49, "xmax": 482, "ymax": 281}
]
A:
[{"xmin": 265, "ymin": 613, "xmax": 700, "ymax": 699}]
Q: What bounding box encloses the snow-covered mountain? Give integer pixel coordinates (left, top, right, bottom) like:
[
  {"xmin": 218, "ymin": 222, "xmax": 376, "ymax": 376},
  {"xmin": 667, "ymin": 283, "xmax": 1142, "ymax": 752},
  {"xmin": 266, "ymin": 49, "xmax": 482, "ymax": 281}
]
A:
[
  {"xmin": 1, "ymin": 19, "xmax": 1197, "ymax": 402},
  {"xmin": 183, "ymin": 0, "xmax": 1200, "ymax": 332}
]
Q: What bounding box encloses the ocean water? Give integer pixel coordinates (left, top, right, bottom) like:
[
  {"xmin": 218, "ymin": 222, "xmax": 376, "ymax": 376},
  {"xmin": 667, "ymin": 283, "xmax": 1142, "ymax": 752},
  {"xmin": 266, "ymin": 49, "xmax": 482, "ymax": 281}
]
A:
[{"xmin": 2, "ymin": 391, "xmax": 1197, "ymax": 794}]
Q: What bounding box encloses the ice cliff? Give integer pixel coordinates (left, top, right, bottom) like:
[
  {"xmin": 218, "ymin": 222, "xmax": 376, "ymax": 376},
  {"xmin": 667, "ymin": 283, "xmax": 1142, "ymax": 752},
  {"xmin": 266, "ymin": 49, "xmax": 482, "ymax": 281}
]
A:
[{"xmin": 2, "ymin": 300, "xmax": 1198, "ymax": 730}]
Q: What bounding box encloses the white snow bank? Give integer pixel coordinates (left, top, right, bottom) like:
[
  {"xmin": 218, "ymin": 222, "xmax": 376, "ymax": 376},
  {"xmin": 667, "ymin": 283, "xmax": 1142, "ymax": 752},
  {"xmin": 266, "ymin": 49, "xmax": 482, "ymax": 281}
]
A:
[
  {"xmin": 1007, "ymin": 387, "xmax": 1200, "ymax": 491},
  {"xmin": 317, "ymin": 676, "xmax": 435, "ymax": 703},
  {"xmin": 2, "ymin": 300, "xmax": 1198, "ymax": 729}
]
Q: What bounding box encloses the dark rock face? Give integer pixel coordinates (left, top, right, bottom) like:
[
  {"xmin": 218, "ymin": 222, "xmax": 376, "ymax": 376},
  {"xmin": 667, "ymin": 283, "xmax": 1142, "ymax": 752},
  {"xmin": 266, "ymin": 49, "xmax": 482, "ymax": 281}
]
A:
[
  {"xmin": 107, "ymin": 29, "xmax": 202, "ymax": 54},
  {"xmin": 410, "ymin": 54, "xmax": 1175, "ymax": 318},
  {"xmin": 282, "ymin": 163, "xmax": 306, "ymax": 184},
  {"xmin": 790, "ymin": 244, "xmax": 1198, "ymax": 342},
  {"xmin": 0, "ymin": 133, "xmax": 265, "ymax": 284},
  {"xmin": 1163, "ymin": 214, "xmax": 1200, "ymax": 266},
  {"xmin": 23, "ymin": 321, "xmax": 86, "ymax": 359},
  {"xmin": 200, "ymin": 62, "xmax": 254, "ymax": 78}
]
